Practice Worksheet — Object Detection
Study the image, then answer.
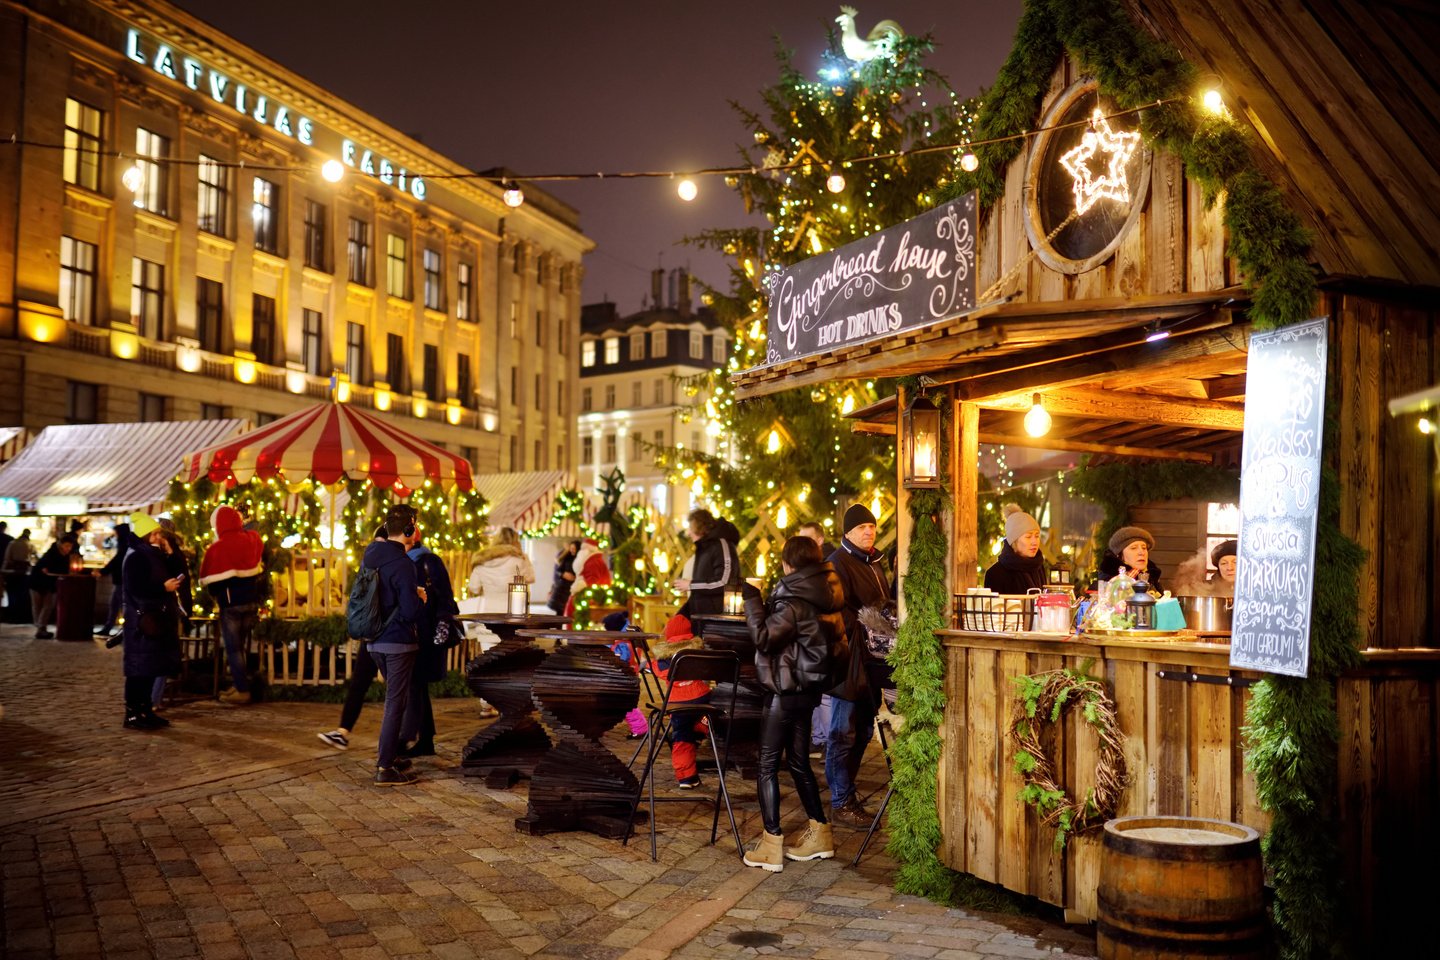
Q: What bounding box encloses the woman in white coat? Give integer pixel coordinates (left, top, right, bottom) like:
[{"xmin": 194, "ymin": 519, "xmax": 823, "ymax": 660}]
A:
[{"xmin": 467, "ymin": 527, "xmax": 536, "ymax": 614}]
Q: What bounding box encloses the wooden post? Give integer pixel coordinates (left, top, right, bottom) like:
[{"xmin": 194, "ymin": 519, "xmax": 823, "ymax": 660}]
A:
[
  {"xmin": 955, "ymin": 401, "xmax": 980, "ymax": 591},
  {"xmin": 895, "ymin": 385, "xmax": 913, "ymax": 622}
]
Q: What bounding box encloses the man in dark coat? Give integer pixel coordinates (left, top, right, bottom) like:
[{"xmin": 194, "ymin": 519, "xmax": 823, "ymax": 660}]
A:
[
  {"xmin": 824, "ymin": 503, "xmax": 892, "ymax": 829},
  {"xmin": 119, "ymin": 513, "xmax": 183, "ymax": 730},
  {"xmin": 363, "ymin": 504, "xmax": 426, "ymax": 786},
  {"xmin": 29, "ymin": 534, "xmax": 77, "ymax": 639},
  {"xmin": 402, "ymin": 534, "xmax": 458, "ymax": 758},
  {"xmin": 676, "ymin": 510, "xmax": 741, "ymax": 615}
]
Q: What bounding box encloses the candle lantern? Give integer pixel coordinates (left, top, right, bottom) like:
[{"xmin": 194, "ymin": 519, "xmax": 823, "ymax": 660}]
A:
[
  {"xmin": 69, "ymin": 551, "xmax": 85, "ymax": 574},
  {"xmin": 902, "ymin": 395, "xmax": 942, "ymax": 489},
  {"xmin": 1049, "ymin": 556, "xmax": 1072, "ymax": 586},
  {"xmin": 507, "ymin": 577, "xmax": 529, "ymax": 616},
  {"xmin": 723, "ymin": 589, "xmax": 743, "ymax": 615}
]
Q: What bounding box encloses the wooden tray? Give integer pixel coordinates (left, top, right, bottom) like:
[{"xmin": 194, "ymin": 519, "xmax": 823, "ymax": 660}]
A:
[{"xmin": 1084, "ymin": 627, "xmax": 1188, "ymax": 640}]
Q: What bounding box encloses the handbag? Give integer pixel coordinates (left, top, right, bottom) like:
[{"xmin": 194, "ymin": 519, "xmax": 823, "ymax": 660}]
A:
[{"xmin": 433, "ymin": 615, "xmax": 465, "ymax": 649}]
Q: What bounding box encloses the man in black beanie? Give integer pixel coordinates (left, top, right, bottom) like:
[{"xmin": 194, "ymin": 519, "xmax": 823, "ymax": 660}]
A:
[{"xmin": 824, "ymin": 502, "xmax": 891, "ymax": 829}]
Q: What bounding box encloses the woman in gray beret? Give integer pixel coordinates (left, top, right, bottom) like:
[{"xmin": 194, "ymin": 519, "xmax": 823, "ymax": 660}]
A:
[{"xmin": 1097, "ymin": 525, "xmax": 1162, "ymax": 591}]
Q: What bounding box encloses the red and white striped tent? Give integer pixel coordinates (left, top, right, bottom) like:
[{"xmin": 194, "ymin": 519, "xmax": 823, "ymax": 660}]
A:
[{"xmin": 180, "ymin": 401, "xmax": 473, "ymax": 494}]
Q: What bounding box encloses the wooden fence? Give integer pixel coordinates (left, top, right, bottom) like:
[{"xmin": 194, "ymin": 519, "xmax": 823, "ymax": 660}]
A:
[
  {"xmin": 271, "ymin": 547, "xmax": 485, "ymax": 618},
  {"xmin": 258, "ymin": 635, "xmax": 482, "ymax": 687}
]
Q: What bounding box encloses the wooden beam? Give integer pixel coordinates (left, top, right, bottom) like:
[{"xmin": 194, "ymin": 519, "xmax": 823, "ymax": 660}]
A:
[
  {"xmin": 979, "ymin": 387, "xmax": 1246, "ymax": 431},
  {"xmin": 1203, "ymin": 373, "xmax": 1249, "ymax": 400},
  {"xmin": 957, "ymin": 402, "xmax": 979, "ymax": 590},
  {"xmin": 951, "ymin": 322, "xmax": 1250, "ymax": 401},
  {"xmin": 852, "ymin": 421, "xmax": 896, "ymax": 436},
  {"xmin": 977, "ymin": 432, "xmax": 1215, "ymax": 463}
]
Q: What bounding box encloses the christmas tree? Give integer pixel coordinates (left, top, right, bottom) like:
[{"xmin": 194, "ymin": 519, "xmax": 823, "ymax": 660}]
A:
[{"xmin": 675, "ymin": 27, "xmax": 979, "ymax": 541}]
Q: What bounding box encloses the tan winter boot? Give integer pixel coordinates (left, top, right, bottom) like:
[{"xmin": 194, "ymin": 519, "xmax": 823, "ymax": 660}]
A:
[
  {"xmin": 742, "ymin": 830, "xmax": 785, "ymax": 872},
  {"xmin": 786, "ymin": 819, "xmax": 835, "ymax": 861}
]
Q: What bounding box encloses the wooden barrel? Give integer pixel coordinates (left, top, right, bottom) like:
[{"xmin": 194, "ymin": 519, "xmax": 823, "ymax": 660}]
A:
[{"xmin": 1098, "ymin": 816, "xmax": 1268, "ymax": 959}]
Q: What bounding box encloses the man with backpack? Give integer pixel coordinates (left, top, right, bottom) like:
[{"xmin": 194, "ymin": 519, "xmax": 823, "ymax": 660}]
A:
[{"xmin": 351, "ymin": 504, "xmax": 426, "ymax": 786}]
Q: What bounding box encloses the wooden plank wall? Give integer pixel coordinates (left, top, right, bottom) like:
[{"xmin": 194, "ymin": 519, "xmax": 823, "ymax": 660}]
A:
[{"xmin": 939, "ymin": 635, "xmax": 1265, "ymax": 919}]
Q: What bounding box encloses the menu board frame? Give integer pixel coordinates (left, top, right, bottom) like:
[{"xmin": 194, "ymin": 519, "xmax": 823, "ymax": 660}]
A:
[{"xmin": 1230, "ymin": 318, "xmax": 1329, "ymax": 677}]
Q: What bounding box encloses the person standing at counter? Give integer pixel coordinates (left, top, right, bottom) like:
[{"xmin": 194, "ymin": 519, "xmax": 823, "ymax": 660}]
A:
[
  {"xmin": 3, "ymin": 530, "xmax": 34, "ymax": 623},
  {"xmin": 672, "ymin": 510, "xmax": 741, "ymax": 616},
  {"xmin": 1098, "ymin": 526, "xmax": 1163, "ymax": 592},
  {"xmin": 28, "ymin": 534, "xmax": 77, "ymax": 639},
  {"xmin": 825, "ymin": 503, "xmax": 890, "ymax": 830},
  {"xmin": 984, "ymin": 504, "xmax": 1047, "ymax": 594},
  {"xmin": 1210, "ymin": 539, "xmax": 1237, "ymax": 587}
]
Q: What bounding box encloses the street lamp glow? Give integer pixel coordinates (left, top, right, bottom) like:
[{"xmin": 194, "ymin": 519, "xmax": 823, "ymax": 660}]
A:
[
  {"xmin": 1203, "ymin": 89, "xmax": 1225, "ymax": 115},
  {"xmin": 321, "ymin": 159, "xmax": 345, "ymax": 183}
]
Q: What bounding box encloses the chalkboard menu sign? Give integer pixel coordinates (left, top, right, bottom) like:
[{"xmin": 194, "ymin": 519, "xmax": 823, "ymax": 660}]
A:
[
  {"xmin": 764, "ymin": 193, "xmax": 978, "ymax": 364},
  {"xmin": 1230, "ymin": 318, "xmax": 1328, "ymax": 677}
]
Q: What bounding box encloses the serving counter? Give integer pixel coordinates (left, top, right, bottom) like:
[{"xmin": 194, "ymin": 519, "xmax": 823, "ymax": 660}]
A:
[{"xmin": 938, "ymin": 628, "xmax": 1266, "ymax": 921}]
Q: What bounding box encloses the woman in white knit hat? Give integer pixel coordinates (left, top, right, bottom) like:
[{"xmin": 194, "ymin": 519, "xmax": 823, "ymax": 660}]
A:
[{"xmin": 983, "ymin": 504, "xmax": 1047, "ymax": 594}]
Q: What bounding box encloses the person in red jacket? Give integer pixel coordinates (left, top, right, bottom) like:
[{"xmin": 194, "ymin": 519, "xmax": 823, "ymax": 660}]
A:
[
  {"xmin": 563, "ymin": 539, "xmax": 611, "ymax": 616},
  {"xmin": 198, "ymin": 506, "xmax": 265, "ymax": 705}
]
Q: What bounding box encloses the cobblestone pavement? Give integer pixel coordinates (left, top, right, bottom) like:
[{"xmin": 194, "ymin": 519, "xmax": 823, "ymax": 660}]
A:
[{"xmin": 0, "ymin": 624, "xmax": 1097, "ymax": 959}]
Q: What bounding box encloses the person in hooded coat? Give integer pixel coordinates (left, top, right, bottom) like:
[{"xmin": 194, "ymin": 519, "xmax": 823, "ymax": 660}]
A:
[
  {"xmin": 96, "ymin": 523, "xmax": 131, "ymax": 635},
  {"xmin": 984, "ymin": 504, "xmax": 1048, "ymax": 594},
  {"xmin": 120, "ymin": 513, "xmax": 184, "ymax": 729},
  {"xmin": 402, "ymin": 532, "xmax": 458, "ymax": 758},
  {"xmin": 199, "ymin": 506, "xmax": 265, "ymax": 705},
  {"xmin": 740, "ymin": 535, "xmax": 844, "ymax": 872},
  {"xmin": 547, "ymin": 540, "xmax": 581, "ymax": 614},
  {"xmin": 364, "ymin": 505, "xmax": 427, "ymax": 786},
  {"xmin": 673, "ymin": 509, "xmax": 741, "ymax": 616}
]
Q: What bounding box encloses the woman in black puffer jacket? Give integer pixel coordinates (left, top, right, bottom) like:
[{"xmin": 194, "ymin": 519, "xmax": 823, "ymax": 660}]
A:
[{"xmin": 740, "ymin": 536, "xmax": 845, "ymax": 873}]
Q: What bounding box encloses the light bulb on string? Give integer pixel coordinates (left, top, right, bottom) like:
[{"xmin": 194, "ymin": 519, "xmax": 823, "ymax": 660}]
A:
[
  {"xmin": 677, "ymin": 178, "xmax": 698, "ymax": 202},
  {"xmin": 321, "ymin": 159, "xmax": 345, "ymax": 183},
  {"xmin": 826, "ymin": 171, "xmax": 846, "ymax": 193},
  {"xmin": 122, "ymin": 164, "xmax": 144, "ymax": 194},
  {"xmin": 1024, "ymin": 393, "xmax": 1052, "ymax": 438},
  {"xmin": 502, "ymin": 182, "xmax": 525, "ymax": 207},
  {"xmin": 960, "ymin": 151, "xmax": 979, "ymax": 173}
]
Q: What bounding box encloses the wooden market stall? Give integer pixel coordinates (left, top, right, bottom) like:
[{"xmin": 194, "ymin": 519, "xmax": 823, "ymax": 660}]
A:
[{"xmin": 731, "ymin": 1, "xmax": 1438, "ymax": 947}]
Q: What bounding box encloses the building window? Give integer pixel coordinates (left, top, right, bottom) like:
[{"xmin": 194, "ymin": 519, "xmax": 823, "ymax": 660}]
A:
[
  {"xmin": 691, "ymin": 429, "xmax": 702, "ymax": 451},
  {"xmin": 201, "ymin": 402, "xmax": 225, "ymax": 421},
  {"xmin": 510, "ymin": 366, "xmax": 517, "ymax": 405},
  {"xmin": 557, "ymin": 381, "xmax": 564, "ymax": 413},
  {"xmin": 534, "ymin": 373, "xmax": 542, "ymax": 410},
  {"xmin": 386, "ymin": 333, "xmax": 407, "ymax": 391},
  {"xmin": 581, "ymin": 340, "xmax": 596, "ymax": 368},
  {"xmin": 138, "ymin": 392, "xmax": 166, "ymax": 422},
  {"xmin": 510, "ymin": 300, "xmax": 518, "ymax": 339},
  {"xmin": 304, "ymin": 200, "xmax": 327, "ymax": 270},
  {"xmin": 386, "ymin": 235, "xmax": 408, "ymax": 298},
  {"xmin": 534, "ymin": 439, "xmax": 543, "ymax": 469},
  {"xmin": 653, "ymin": 429, "xmax": 665, "ymax": 449},
  {"xmin": 134, "ymin": 128, "xmax": 168, "ymax": 215},
  {"xmin": 653, "ymin": 378, "xmax": 665, "ymax": 405},
  {"xmin": 689, "ymin": 331, "xmax": 703, "ymax": 359},
  {"xmin": 557, "ymin": 444, "xmax": 565, "ymax": 471},
  {"xmin": 604, "ymin": 433, "xmax": 616, "ymax": 464},
  {"xmin": 581, "ymin": 387, "xmax": 592, "ymax": 412},
  {"xmin": 346, "ymin": 321, "xmax": 365, "ymax": 385},
  {"xmin": 255, "ymin": 412, "xmax": 279, "ymax": 426},
  {"xmin": 509, "ymin": 435, "xmax": 518, "ymax": 470},
  {"xmin": 66, "ymin": 381, "xmax": 98, "ymax": 424},
  {"xmin": 422, "ymin": 249, "xmax": 442, "ymax": 310},
  {"xmin": 557, "ymin": 314, "xmax": 567, "ymax": 355},
  {"xmin": 631, "ymin": 433, "xmax": 644, "ymax": 462},
  {"xmin": 347, "ymin": 218, "xmax": 371, "ymax": 285},
  {"xmin": 302, "ymin": 309, "xmax": 324, "ymax": 376},
  {"xmin": 456, "ymin": 353, "xmax": 473, "ymax": 406},
  {"xmin": 630, "ymin": 331, "xmax": 645, "ymax": 360},
  {"xmin": 58, "ymin": 237, "xmax": 98, "ymax": 326},
  {"xmin": 512, "ymin": 246, "xmax": 521, "ymax": 274},
  {"xmin": 63, "ymin": 98, "xmax": 103, "ymax": 192},
  {"xmin": 456, "ymin": 263, "xmax": 472, "ymax": 321},
  {"xmin": 631, "ymin": 381, "xmax": 642, "ymax": 407},
  {"xmin": 196, "ymin": 278, "xmax": 223, "ymax": 353},
  {"xmin": 581, "ymin": 436, "xmax": 594, "ymax": 465},
  {"xmin": 423, "ymin": 343, "xmax": 439, "ymax": 399},
  {"xmin": 252, "ymin": 178, "xmax": 278, "ymax": 253},
  {"xmin": 251, "ymin": 294, "xmax": 277, "ymax": 365},
  {"xmin": 651, "ymin": 329, "xmax": 667, "ymax": 358},
  {"xmin": 713, "ymin": 333, "xmax": 726, "ymax": 361},
  {"xmin": 461, "ymin": 445, "xmax": 477, "ymax": 467},
  {"xmin": 604, "ymin": 385, "xmax": 615, "ymax": 410},
  {"xmin": 604, "ymin": 337, "xmax": 619, "ymax": 364},
  {"xmin": 535, "ymin": 310, "xmax": 544, "ymax": 347},
  {"xmin": 197, "ymin": 155, "xmax": 229, "ymax": 236}
]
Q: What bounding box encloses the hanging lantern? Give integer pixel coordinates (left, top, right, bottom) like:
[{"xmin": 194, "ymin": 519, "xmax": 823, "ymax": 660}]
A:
[{"xmin": 903, "ymin": 395, "xmax": 942, "ymax": 489}]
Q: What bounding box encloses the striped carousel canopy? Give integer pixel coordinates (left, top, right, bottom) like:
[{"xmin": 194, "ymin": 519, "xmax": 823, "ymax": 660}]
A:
[{"xmin": 180, "ymin": 402, "xmax": 473, "ymax": 494}]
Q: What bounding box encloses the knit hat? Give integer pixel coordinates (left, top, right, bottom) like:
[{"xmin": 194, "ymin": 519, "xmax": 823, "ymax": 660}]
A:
[
  {"xmin": 1002, "ymin": 503, "xmax": 1039, "ymax": 546},
  {"xmin": 663, "ymin": 613, "xmax": 694, "ymax": 644},
  {"xmin": 843, "ymin": 502, "xmax": 877, "ymax": 533},
  {"xmin": 1108, "ymin": 525, "xmax": 1155, "ymax": 555},
  {"xmin": 129, "ymin": 512, "xmax": 161, "ymax": 538},
  {"xmin": 1211, "ymin": 539, "xmax": 1238, "ymax": 566}
]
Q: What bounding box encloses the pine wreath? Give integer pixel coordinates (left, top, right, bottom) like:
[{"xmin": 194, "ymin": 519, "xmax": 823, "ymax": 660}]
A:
[{"xmin": 1010, "ymin": 668, "xmax": 1128, "ymax": 850}]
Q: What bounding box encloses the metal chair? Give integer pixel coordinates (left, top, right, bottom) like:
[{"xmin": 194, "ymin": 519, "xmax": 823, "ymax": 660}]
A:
[{"xmin": 623, "ymin": 649, "xmax": 744, "ymax": 861}]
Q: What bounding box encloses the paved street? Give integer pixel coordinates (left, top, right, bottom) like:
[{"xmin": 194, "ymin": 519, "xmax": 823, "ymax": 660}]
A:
[{"xmin": 0, "ymin": 625, "xmax": 1097, "ymax": 959}]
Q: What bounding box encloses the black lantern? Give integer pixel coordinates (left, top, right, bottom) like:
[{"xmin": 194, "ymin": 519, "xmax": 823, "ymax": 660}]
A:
[{"xmin": 903, "ymin": 396, "xmax": 942, "ymax": 489}]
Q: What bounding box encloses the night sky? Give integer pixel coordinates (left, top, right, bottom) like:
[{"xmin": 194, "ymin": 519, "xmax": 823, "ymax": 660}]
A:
[{"xmin": 169, "ymin": 0, "xmax": 1024, "ymax": 313}]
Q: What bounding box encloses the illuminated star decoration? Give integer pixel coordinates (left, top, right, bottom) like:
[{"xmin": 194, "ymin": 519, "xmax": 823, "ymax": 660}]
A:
[{"xmin": 1058, "ymin": 108, "xmax": 1143, "ymax": 215}]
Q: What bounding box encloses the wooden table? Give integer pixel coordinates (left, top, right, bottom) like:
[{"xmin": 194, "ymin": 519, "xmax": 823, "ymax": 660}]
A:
[
  {"xmin": 513, "ymin": 628, "xmax": 657, "ymax": 839},
  {"xmin": 457, "ymin": 613, "xmax": 570, "ymax": 787}
]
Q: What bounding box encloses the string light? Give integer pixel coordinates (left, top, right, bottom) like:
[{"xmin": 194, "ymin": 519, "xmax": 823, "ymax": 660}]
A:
[{"xmin": 677, "ymin": 178, "xmax": 698, "ymax": 202}]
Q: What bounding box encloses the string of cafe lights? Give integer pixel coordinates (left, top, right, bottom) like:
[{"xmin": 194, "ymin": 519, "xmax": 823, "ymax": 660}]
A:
[{"xmin": 2, "ymin": 95, "xmax": 1201, "ymax": 209}]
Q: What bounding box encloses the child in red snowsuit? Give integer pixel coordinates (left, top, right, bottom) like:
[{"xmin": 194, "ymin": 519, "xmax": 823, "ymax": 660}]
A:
[{"xmin": 656, "ymin": 612, "xmax": 712, "ymax": 789}]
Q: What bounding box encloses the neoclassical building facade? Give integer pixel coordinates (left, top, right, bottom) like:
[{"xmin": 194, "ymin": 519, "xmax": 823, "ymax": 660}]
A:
[{"xmin": 0, "ymin": 0, "xmax": 592, "ymax": 473}]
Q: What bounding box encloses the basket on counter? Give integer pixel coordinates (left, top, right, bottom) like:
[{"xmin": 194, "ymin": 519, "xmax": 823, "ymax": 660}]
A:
[{"xmin": 953, "ymin": 593, "xmax": 1037, "ymax": 633}]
